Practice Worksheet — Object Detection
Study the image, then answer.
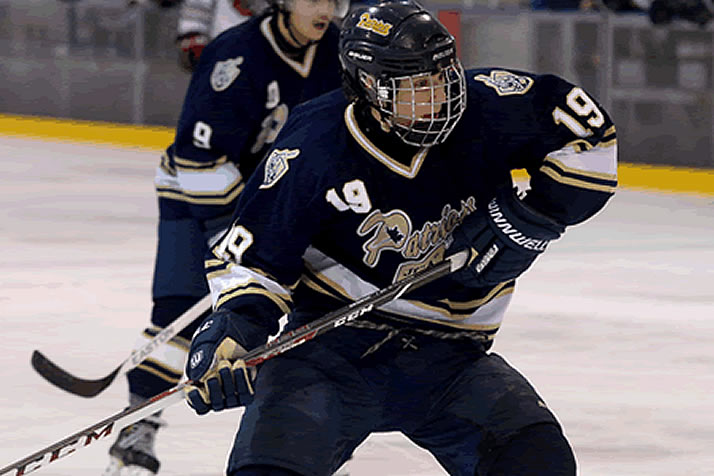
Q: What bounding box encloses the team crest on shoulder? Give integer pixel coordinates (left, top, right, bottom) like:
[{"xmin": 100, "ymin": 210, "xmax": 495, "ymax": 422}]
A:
[
  {"xmin": 211, "ymin": 56, "xmax": 244, "ymax": 92},
  {"xmin": 260, "ymin": 148, "xmax": 300, "ymax": 189},
  {"xmin": 474, "ymin": 70, "xmax": 534, "ymax": 96}
]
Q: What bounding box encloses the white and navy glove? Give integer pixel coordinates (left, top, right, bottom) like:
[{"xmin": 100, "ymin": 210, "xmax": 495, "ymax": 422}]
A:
[
  {"xmin": 185, "ymin": 309, "xmax": 266, "ymax": 415},
  {"xmin": 448, "ymin": 187, "xmax": 565, "ymax": 287}
]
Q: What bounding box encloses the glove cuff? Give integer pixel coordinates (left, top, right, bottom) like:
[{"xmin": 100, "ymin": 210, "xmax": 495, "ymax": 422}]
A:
[{"xmin": 487, "ymin": 188, "xmax": 565, "ymax": 254}]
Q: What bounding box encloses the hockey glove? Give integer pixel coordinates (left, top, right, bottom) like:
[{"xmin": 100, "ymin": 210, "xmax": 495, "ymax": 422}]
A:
[
  {"xmin": 448, "ymin": 187, "xmax": 565, "ymax": 288},
  {"xmin": 185, "ymin": 309, "xmax": 265, "ymax": 415},
  {"xmin": 176, "ymin": 32, "xmax": 209, "ymax": 73}
]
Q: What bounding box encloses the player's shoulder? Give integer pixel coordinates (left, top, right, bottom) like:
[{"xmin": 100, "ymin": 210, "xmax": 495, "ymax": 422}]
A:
[
  {"xmin": 290, "ymin": 89, "xmax": 347, "ymax": 127},
  {"xmin": 190, "ymin": 14, "xmax": 274, "ymax": 94},
  {"xmin": 464, "ymin": 67, "xmax": 591, "ymax": 128},
  {"xmin": 207, "ymin": 14, "xmax": 265, "ymax": 50},
  {"xmin": 466, "ymin": 67, "xmax": 577, "ymax": 101},
  {"xmin": 263, "ymin": 90, "xmax": 350, "ymax": 178},
  {"xmin": 199, "ymin": 13, "xmax": 270, "ymax": 67},
  {"xmin": 278, "ymin": 89, "xmax": 350, "ymax": 160}
]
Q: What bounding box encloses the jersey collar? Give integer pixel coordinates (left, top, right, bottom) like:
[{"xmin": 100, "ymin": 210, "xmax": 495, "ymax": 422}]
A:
[
  {"xmin": 344, "ymin": 103, "xmax": 429, "ymax": 179},
  {"xmin": 260, "ymin": 17, "xmax": 317, "ymax": 78}
]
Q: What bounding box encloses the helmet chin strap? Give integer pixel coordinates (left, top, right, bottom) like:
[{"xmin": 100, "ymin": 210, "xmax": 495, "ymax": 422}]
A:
[{"xmin": 372, "ymin": 107, "xmax": 393, "ymax": 133}]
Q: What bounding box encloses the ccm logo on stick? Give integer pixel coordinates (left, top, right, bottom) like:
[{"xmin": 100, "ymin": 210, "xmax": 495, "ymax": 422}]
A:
[{"xmin": 333, "ymin": 304, "xmax": 373, "ymax": 327}]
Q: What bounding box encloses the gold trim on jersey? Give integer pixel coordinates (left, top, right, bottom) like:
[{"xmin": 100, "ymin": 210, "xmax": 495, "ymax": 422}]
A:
[
  {"xmin": 207, "ymin": 261, "xmax": 301, "ymax": 300},
  {"xmin": 543, "ymin": 155, "xmax": 618, "ymax": 182},
  {"xmin": 381, "ymin": 310, "xmax": 503, "ymax": 332},
  {"xmin": 206, "ymin": 265, "xmax": 235, "ymax": 281},
  {"xmin": 160, "ymin": 152, "xmax": 176, "ymax": 175},
  {"xmin": 143, "ymin": 327, "xmax": 190, "ymax": 350},
  {"xmin": 540, "ymin": 139, "xmax": 618, "ymax": 194},
  {"xmin": 215, "ymin": 281, "xmax": 292, "ymax": 314},
  {"xmin": 344, "ymin": 103, "xmax": 429, "ymax": 179},
  {"xmin": 390, "ymin": 286, "xmax": 514, "ymax": 322},
  {"xmin": 304, "ymin": 254, "xmax": 511, "ymax": 327},
  {"xmin": 206, "ymin": 258, "xmax": 229, "ymax": 269},
  {"xmin": 260, "ymin": 17, "xmax": 317, "ymax": 79},
  {"xmin": 299, "ymin": 274, "xmax": 343, "ymax": 301},
  {"xmin": 135, "ymin": 362, "xmax": 182, "ymax": 384},
  {"xmin": 156, "ymin": 181, "xmax": 245, "ymax": 205},
  {"xmin": 539, "ymin": 166, "xmax": 616, "ymax": 193},
  {"xmin": 437, "ymin": 281, "xmax": 514, "ymax": 310},
  {"xmin": 540, "ymin": 167, "xmax": 617, "ymax": 193},
  {"xmin": 566, "ymin": 137, "xmax": 617, "ymax": 153},
  {"xmin": 173, "ymin": 154, "xmax": 229, "ymax": 171},
  {"xmin": 600, "ymin": 137, "xmax": 617, "ymax": 148}
]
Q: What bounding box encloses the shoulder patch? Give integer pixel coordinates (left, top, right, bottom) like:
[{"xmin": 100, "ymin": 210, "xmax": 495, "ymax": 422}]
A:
[
  {"xmin": 260, "ymin": 148, "xmax": 300, "ymax": 189},
  {"xmin": 474, "ymin": 70, "xmax": 534, "ymax": 96},
  {"xmin": 211, "ymin": 56, "xmax": 244, "ymax": 92}
]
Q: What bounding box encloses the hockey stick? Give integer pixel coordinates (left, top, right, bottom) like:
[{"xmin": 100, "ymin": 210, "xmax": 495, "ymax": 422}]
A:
[
  {"xmin": 2, "ymin": 251, "xmax": 468, "ymax": 476},
  {"xmin": 31, "ymin": 294, "xmax": 212, "ymax": 398}
]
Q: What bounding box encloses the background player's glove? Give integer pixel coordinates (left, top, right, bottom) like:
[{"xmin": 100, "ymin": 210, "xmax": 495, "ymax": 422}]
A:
[
  {"xmin": 185, "ymin": 309, "xmax": 267, "ymax": 415},
  {"xmin": 448, "ymin": 187, "xmax": 565, "ymax": 287},
  {"xmin": 176, "ymin": 32, "xmax": 209, "ymax": 73}
]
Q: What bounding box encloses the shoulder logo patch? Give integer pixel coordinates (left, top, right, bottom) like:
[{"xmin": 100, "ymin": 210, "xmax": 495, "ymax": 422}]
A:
[
  {"xmin": 356, "ymin": 13, "xmax": 393, "ymax": 36},
  {"xmin": 474, "ymin": 70, "xmax": 534, "ymax": 96},
  {"xmin": 211, "ymin": 56, "xmax": 244, "ymax": 92},
  {"xmin": 260, "ymin": 148, "xmax": 300, "ymax": 189}
]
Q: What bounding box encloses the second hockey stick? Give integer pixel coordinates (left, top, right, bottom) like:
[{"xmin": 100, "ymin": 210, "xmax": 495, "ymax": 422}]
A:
[
  {"xmin": 2, "ymin": 250, "xmax": 468, "ymax": 476},
  {"xmin": 31, "ymin": 294, "xmax": 212, "ymax": 398}
]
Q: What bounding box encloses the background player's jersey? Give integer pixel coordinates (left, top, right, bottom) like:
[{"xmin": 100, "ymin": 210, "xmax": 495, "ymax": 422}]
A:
[
  {"xmin": 156, "ymin": 13, "xmax": 341, "ymax": 222},
  {"xmin": 206, "ymin": 68, "xmax": 618, "ymax": 345}
]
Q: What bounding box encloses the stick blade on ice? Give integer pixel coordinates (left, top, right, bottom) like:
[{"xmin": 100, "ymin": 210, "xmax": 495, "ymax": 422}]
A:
[{"xmin": 31, "ymin": 350, "xmax": 121, "ymax": 398}]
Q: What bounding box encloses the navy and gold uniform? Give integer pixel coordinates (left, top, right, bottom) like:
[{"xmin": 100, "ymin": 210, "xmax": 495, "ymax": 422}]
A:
[
  {"xmin": 208, "ymin": 69, "xmax": 617, "ymax": 343},
  {"xmin": 203, "ymin": 69, "xmax": 616, "ymax": 475},
  {"xmin": 187, "ymin": 2, "xmax": 617, "ymax": 475},
  {"xmin": 128, "ymin": 11, "xmax": 341, "ymax": 399}
]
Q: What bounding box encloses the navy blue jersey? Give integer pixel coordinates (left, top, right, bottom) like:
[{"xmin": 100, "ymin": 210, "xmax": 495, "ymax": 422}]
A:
[
  {"xmin": 206, "ymin": 68, "xmax": 618, "ymax": 342},
  {"xmin": 155, "ymin": 13, "xmax": 341, "ymax": 222}
]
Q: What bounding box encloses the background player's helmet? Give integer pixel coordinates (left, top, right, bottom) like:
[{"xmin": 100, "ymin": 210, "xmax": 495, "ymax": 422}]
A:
[
  {"xmin": 269, "ymin": 0, "xmax": 351, "ymax": 18},
  {"xmin": 339, "ymin": 0, "xmax": 466, "ymax": 147}
]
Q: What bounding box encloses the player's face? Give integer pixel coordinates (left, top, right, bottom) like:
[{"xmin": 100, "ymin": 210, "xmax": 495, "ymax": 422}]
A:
[
  {"xmin": 392, "ymin": 71, "xmax": 448, "ymax": 127},
  {"xmin": 288, "ymin": 0, "xmax": 337, "ymax": 44}
]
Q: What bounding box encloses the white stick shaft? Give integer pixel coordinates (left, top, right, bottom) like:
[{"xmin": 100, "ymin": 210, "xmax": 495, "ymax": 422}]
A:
[{"xmin": 121, "ymin": 294, "xmax": 212, "ymax": 373}]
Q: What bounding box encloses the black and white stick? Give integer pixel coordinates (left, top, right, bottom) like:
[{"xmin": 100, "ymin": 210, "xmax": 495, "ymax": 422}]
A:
[
  {"xmin": 2, "ymin": 251, "xmax": 467, "ymax": 476},
  {"xmin": 31, "ymin": 294, "xmax": 212, "ymax": 398}
]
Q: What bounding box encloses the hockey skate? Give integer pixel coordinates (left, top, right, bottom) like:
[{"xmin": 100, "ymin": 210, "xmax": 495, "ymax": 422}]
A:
[{"xmin": 102, "ymin": 414, "xmax": 165, "ymax": 476}]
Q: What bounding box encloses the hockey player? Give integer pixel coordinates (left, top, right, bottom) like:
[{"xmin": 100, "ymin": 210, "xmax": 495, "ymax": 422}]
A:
[
  {"xmin": 176, "ymin": 0, "xmax": 268, "ymax": 72},
  {"xmin": 103, "ymin": 0, "xmax": 348, "ymax": 474},
  {"xmin": 184, "ymin": 0, "xmax": 618, "ymax": 474}
]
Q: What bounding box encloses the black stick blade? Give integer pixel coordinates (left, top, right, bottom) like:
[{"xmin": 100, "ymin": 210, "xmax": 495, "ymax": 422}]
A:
[{"xmin": 31, "ymin": 350, "xmax": 122, "ymax": 398}]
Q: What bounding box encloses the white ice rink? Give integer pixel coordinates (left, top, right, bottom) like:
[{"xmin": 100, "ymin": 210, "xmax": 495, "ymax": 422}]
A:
[{"xmin": 1, "ymin": 135, "xmax": 713, "ymax": 476}]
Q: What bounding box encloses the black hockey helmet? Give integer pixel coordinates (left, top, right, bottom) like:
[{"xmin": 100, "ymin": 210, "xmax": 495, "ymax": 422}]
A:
[{"xmin": 339, "ymin": 0, "xmax": 466, "ymax": 147}]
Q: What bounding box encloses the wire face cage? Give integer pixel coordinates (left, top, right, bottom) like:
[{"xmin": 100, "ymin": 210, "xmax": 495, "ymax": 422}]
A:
[{"xmin": 377, "ymin": 61, "xmax": 467, "ymax": 147}]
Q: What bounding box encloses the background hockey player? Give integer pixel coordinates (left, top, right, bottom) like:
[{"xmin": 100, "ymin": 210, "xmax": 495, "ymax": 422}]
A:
[
  {"xmin": 176, "ymin": 0, "xmax": 268, "ymax": 72},
  {"xmin": 183, "ymin": 0, "xmax": 618, "ymax": 474},
  {"xmin": 103, "ymin": 0, "xmax": 348, "ymax": 474},
  {"xmin": 175, "ymin": 0, "xmax": 381, "ymax": 72}
]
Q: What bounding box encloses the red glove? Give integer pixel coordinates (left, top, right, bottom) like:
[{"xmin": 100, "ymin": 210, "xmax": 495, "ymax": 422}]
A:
[
  {"xmin": 233, "ymin": 0, "xmax": 255, "ymax": 16},
  {"xmin": 177, "ymin": 32, "xmax": 209, "ymax": 73}
]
